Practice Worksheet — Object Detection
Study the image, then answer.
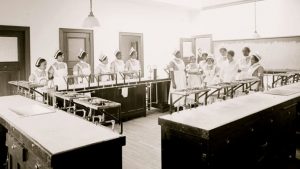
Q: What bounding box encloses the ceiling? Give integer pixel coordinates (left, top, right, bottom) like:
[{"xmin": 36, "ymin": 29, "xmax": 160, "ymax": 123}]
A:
[{"xmin": 143, "ymin": 0, "xmax": 261, "ymax": 10}]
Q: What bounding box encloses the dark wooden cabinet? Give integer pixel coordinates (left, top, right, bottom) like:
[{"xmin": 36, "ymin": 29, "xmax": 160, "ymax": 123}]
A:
[
  {"xmin": 159, "ymin": 84, "xmax": 300, "ymax": 169},
  {"xmin": 0, "ymin": 96, "xmax": 125, "ymax": 169},
  {"xmin": 92, "ymin": 84, "xmax": 146, "ymax": 121},
  {"xmin": 151, "ymin": 81, "xmax": 170, "ymax": 112}
]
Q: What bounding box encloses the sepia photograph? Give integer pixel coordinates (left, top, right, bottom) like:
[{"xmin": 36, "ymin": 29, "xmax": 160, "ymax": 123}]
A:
[{"xmin": 0, "ymin": 0, "xmax": 299, "ymax": 168}]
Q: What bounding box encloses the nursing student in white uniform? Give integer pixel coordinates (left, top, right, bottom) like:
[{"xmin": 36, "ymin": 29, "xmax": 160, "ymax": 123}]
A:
[
  {"xmin": 186, "ymin": 55, "xmax": 203, "ymax": 88},
  {"xmin": 125, "ymin": 47, "xmax": 141, "ymax": 79},
  {"xmin": 199, "ymin": 52, "xmax": 208, "ymax": 69},
  {"xmin": 237, "ymin": 47, "xmax": 251, "ymax": 79},
  {"xmin": 220, "ymin": 50, "xmax": 239, "ymax": 83},
  {"xmin": 186, "ymin": 55, "xmax": 203, "ymax": 103},
  {"xmin": 168, "ymin": 50, "xmax": 187, "ymax": 108},
  {"xmin": 110, "ymin": 50, "xmax": 125, "ymax": 81},
  {"xmin": 48, "ymin": 50, "xmax": 68, "ymax": 90},
  {"xmin": 202, "ymin": 56, "xmax": 221, "ymax": 103},
  {"xmin": 95, "ymin": 55, "xmax": 111, "ymax": 82},
  {"xmin": 29, "ymin": 57, "xmax": 48, "ymax": 101},
  {"xmin": 248, "ymin": 53, "xmax": 264, "ymax": 91},
  {"xmin": 73, "ymin": 50, "xmax": 92, "ymax": 84},
  {"xmin": 203, "ymin": 56, "xmax": 220, "ymax": 85}
]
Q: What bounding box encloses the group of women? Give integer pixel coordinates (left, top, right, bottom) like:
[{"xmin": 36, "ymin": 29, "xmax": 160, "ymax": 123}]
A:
[
  {"xmin": 29, "ymin": 47, "xmax": 141, "ymax": 90},
  {"xmin": 168, "ymin": 47, "xmax": 265, "ymax": 105}
]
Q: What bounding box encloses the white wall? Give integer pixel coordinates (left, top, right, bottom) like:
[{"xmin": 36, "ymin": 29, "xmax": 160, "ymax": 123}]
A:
[
  {"xmin": 0, "ymin": 0, "xmax": 192, "ymax": 77},
  {"xmin": 191, "ymin": 0, "xmax": 300, "ymax": 40}
]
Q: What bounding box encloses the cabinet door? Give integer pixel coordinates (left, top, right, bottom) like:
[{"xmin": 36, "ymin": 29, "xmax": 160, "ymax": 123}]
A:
[{"xmin": 5, "ymin": 134, "xmax": 26, "ymax": 169}]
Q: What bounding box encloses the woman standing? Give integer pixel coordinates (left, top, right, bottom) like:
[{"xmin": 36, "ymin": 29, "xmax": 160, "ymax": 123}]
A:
[
  {"xmin": 203, "ymin": 56, "xmax": 220, "ymax": 85},
  {"xmin": 29, "ymin": 57, "xmax": 48, "ymax": 101},
  {"xmin": 30, "ymin": 57, "xmax": 48, "ymax": 85},
  {"xmin": 48, "ymin": 50, "xmax": 68, "ymax": 90},
  {"xmin": 125, "ymin": 47, "xmax": 141, "ymax": 78},
  {"xmin": 248, "ymin": 53, "xmax": 264, "ymax": 91},
  {"xmin": 186, "ymin": 55, "xmax": 203, "ymax": 88},
  {"xmin": 110, "ymin": 50, "xmax": 125, "ymax": 80},
  {"xmin": 73, "ymin": 50, "xmax": 91, "ymax": 84},
  {"xmin": 220, "ymin": 50, "xmax": 239, "ymax": 82},
  {"xmin": 95, "ymin": 54, "xmax": 111, "ymax": 82},
  {"xmin": 168, "ymin": 50, "xmax": 186, "ymax": 108}
]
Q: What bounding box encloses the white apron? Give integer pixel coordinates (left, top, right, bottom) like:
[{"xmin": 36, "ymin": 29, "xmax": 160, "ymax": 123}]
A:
[
  {"xmin": 186, "ymin": 63, "xmax": 203, "ymax": 101},
  {"xmin": 75, "ymin": 62, "xmax": 91, "ymax": 85},
  {"xmin": 95, "ymin": 63, "xmax": 111, "ymax": 82},
  {"xmin": 203, "ymin": 65, "xmax": 220, "ymax": 85},
  {"xmin": 126, "ymin": 59, "xmax": 141, "ymax": 78},
  {"xmin": 111, "ymin": 59, "xmax": 125, "ymax": 81},
  {"xmin": 186, "ymin": 63, "xmax": 203, "ymax": 88},
  {"xmin": 237, "ymin": 56, "xmax": 251, "ymax": 80},
  {"xmin": 247, "ymin": 63, "xmax": 262, "ymax": 90},
  {"xmin": 221, "ymin": 60, "xmax": 239, "ymax": 82},
  {"xmin": 168, "ymin": 59, "xmax": 186, "ymax": 107},
  {"xmin": 52, "ymin": 62, "xmax": 68, "ymax": 90},
  {"xmin": 29, "ymin": 69, "xmax": 48, "ymax": 101}
]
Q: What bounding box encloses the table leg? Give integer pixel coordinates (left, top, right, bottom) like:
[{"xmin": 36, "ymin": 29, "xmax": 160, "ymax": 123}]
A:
[
  {"xmin": 119, "ymin": 106, "xmax": 123, "ymax": 134},
  {"xmin": 204, "ymin": 91, "xmax": 208, "ymax": 105},
  {"xmin": 170, "ymin": 94, "xmax": 173, "ymax": 114}
]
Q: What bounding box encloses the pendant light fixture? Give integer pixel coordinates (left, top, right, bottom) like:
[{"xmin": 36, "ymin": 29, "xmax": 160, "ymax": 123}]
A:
[
  {"xmin": 83, "ymin": 0, "xmax": 100, "ymax": 28},
  {"xmin": 253, "ymin": 0, "xmax": 260, "ymax": 38}
]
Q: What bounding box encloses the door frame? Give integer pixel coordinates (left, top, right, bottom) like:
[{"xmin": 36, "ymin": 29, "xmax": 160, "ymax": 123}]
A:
[
  {"xmin": 0, "ymin": 25, "xmax": 30, "ymax": 80},
  {"xmin": 119, "ymin": 32, "xmax": 144, "ymax": 76},
  {"xmin": 192, "ymin": 34, "xmax": 213, "ymax": 54},
  {"xmin": 59, "ymin": 28, "xmax": 94, "ymax": 74}
]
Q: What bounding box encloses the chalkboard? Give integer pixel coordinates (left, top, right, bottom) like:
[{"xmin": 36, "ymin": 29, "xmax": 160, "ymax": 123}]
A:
[{"xmin": 213, "ymin": 36, "xmax": 300, "ymax": 70}]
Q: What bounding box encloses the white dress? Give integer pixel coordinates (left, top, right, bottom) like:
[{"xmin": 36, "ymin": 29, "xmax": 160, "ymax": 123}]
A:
[
  {"xmin": 237, "ymin": 56, "xmax": 251, "ymax": 80},
  {"xmin": 110, "ymin": 59, "xmax": 125, "ymax": 81},
  {"xmin": 203, "ymin": 64, "xmax": 220, "ymax": 85},
  {"xmin": 220, "ymin": 60, "xmax": 239, "ymax": 82},
  {"xmin": 125, "ymin": 59, "xmax": 141, "ymax": 78},
  {"xmin": 186, "ymin": 63, "xmax": 203, "ymax": 88},
  {"xmin": 168, "ymin": 58, "xmax": 187, "ymax": 107},
  {"xmin": 51, "ymin": 61, "xmax": 68, "ymax": 90},
  {"xmin": 95, "ymin": 62, "xmax": 111, "ymax": 81},
  {"xmin": 29, "ymin": 68, "xmax": 48, "ymax": 101},
  {"xmin": 73, "ymin": 61, "xmax": 91, "ymax": 84}
]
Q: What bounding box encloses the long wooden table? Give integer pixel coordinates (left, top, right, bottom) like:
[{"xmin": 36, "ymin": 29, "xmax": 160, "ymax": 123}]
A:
[
  {"xmin": 159, "ymin": 83, "xmax": 300, "ymax": 169},
  {"xmin": 0, "ymin": 96, "xmax": 125, "ymax": 169},
  {"xmin": 55, "ymin": 77, "xmax": 171, "ymax": 121}
]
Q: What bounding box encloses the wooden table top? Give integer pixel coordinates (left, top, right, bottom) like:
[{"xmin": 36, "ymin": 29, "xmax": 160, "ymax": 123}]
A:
[
  {"xmin": 171, "ymin": 88, "xmax": 210, "ymax": 96},
  {"xmin": 0, "ymin": 95, "xmax": 124, "ymax": 155},
  {"xmin": 54, "ymin": 92, "xmax": 87, "ymax": 101},
  {"xmin": 57, "ymin": 77, "xmax": 171, "ymax": 91},
  {"xmin": 73, "ymin": 97, "xmax": 121, "ymax": 110},
  {"xmin": 8, "ymin": 81, "xmax": 45, "ymax": 89},
  {"xmin": 159, "ymin": 83, "xmax": 300, "ymax": 133}
]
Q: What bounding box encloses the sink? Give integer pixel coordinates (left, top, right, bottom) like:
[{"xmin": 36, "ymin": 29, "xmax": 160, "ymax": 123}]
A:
[{"xmin": 9, "ymin": 104, "xmax": 55, "ymax": 117}]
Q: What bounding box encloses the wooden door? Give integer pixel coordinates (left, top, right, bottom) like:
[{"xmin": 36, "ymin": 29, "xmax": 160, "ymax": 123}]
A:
[
  {"xmin": 0, "ymin": 26, "xmax": 30, "ymax": 96},
  {"xmin": 119, "ymin": 32, "xmax": 144, "ymax": 76},
  {"xmin": 59, "ymin": 28, "xmax": 94, "ymax": 75},
  {"xmin": 180, "ymin": 38, "xmax": 195, "ymax": 65}
]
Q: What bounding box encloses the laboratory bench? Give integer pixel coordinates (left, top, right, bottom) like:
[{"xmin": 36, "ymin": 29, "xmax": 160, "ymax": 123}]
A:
[
  {"xmin": 0, "ymin": 96, "xmax": 125, "ymax": 169},
  {"xmin": 55, "ymin": 77, "xmax": 171, "ymax": 121},
  {"xmin": 159, "ymin": 82, "xmax": 300, "ymax": 169}
]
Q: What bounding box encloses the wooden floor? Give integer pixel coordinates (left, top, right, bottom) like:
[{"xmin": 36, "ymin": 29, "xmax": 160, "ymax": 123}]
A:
[
  {"xmin": 121, "ymin": 109, "xmax": 165, "ymax": 169},
  {"xmin": 118, "ymin": 109, "xmax": 300, "ymax": 169}
]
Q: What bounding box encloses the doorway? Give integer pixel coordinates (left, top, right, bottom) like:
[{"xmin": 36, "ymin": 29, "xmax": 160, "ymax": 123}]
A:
[
  {"xmin": 0, "ymin": 25, "xmax": 30, "ymax": 96},
  {"xmin": 119, "ymin": 32, "xmax": 144, "ymax": 76},
  {"xmin": 59, "ymin": 28, "xmax": 94, "ymax": 75}
]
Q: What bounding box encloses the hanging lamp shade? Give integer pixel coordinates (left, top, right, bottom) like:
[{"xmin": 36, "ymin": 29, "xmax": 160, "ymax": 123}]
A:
[{"xmin": 83, "ymin": 0, "xmax": 100, "ymax": 28}]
